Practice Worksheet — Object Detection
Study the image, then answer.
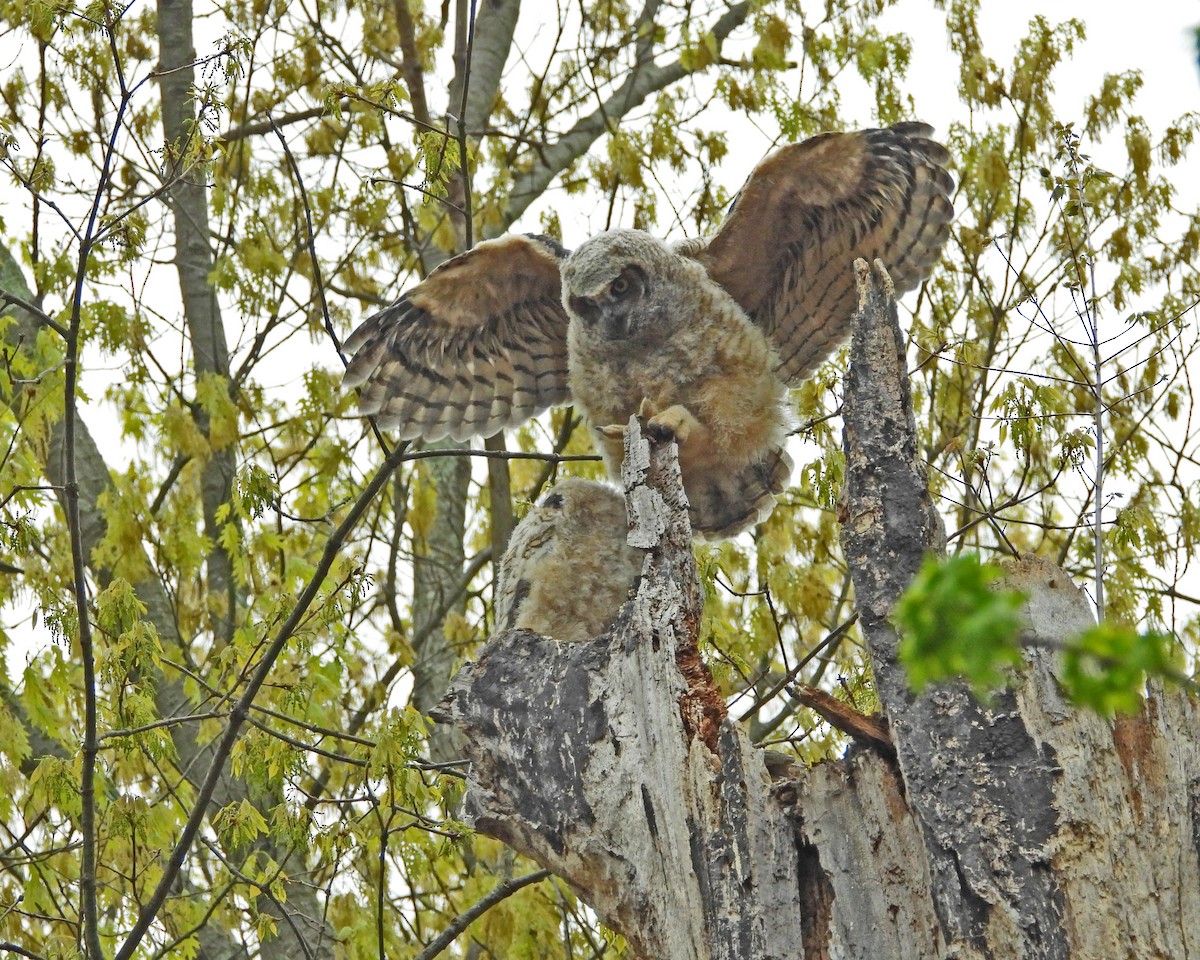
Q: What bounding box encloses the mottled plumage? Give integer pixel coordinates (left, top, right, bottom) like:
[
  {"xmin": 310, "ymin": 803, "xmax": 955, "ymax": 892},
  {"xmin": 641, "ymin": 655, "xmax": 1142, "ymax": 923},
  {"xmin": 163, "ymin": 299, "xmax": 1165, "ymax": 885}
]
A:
[
  {"xmin": 344, "ymin": 122, "xmax": 954, "ymax": 536},
  {"xmin": 495, "ymin": 479, "xmax": 643, "ymax": 642},
  {"xmin": 562, "ymin": 229, "xmax": 795, "ymax": 538},
  {"xmin": 343, "ymin": 234, "xmax": 571, "ymax": 442}
]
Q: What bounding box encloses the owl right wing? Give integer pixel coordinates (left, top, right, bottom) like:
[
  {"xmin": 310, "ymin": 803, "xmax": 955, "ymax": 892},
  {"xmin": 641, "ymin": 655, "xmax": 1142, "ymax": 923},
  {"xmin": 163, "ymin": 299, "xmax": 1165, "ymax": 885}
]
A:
[
  {"xmin": 343, "ymin": 234, "xmax": 573, "ymax": 442},
  {"xmin": 690, "ymin": 122, "xmax": 955, "ymax": 386}
]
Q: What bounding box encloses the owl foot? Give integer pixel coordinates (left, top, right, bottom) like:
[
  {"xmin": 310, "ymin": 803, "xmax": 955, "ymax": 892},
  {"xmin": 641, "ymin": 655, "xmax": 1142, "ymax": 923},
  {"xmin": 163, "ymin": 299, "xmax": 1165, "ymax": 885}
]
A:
[
  {"xmin": 596, "ymin": 402, "xmax": 700, "ymax": 444},
  {"xmin": 643, "ymin": 403, "xmax": 699, "ymax": 443},
  {"xmin": 596, "ymin": 422, "xmax": 628, "ymax": 441}
]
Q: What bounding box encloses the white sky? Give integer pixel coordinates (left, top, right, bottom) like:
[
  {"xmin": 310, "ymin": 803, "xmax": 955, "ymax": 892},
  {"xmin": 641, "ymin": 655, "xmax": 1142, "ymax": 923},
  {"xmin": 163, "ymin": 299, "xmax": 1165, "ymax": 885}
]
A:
[{"xmin": 884, "ymin": 0, "xmax": 1198, "ymax": 134}]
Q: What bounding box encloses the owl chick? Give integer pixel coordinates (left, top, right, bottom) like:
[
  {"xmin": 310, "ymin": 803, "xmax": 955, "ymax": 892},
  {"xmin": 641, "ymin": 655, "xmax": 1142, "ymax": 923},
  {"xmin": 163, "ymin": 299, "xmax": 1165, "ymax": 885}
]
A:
[
  {"xmin": 562, "ymin": 229, "xmax": 794, "ymax": 538},
  {"xmin": 344, "ymin": 123, "xmax": 955, "ymax": 537},
  {"xmin": 495, "ymin": 478, "xmax": 644, "ymax": 642}
]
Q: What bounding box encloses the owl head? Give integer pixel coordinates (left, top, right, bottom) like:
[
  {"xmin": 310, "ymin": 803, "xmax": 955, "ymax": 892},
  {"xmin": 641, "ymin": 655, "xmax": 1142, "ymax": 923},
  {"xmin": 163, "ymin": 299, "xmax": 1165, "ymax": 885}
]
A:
[
  {"xmin": 494, "ymin": 477, "xmax": 643, "ymax": 641},
  {"xmin": 561, "ymin": 229, "xmax": 687, "ymax": 344},
  {"xmin": 538, "ymin": 476, "xmax": 631, "ymax": 534}
]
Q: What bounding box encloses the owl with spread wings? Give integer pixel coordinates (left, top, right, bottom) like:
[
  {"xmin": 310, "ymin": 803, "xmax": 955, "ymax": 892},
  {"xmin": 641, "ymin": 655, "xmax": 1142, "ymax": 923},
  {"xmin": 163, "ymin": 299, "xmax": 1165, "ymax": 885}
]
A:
[{"xmin": 344, "ymin": 122, "xmax": 954, "ymax": 537}]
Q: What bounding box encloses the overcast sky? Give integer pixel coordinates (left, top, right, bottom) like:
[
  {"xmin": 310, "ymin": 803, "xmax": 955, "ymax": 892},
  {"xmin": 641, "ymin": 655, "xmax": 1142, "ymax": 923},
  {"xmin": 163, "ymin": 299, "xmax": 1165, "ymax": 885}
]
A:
[{"xmin": 881, "ymin": 0, "xmax": 1198, "ymax": 160}]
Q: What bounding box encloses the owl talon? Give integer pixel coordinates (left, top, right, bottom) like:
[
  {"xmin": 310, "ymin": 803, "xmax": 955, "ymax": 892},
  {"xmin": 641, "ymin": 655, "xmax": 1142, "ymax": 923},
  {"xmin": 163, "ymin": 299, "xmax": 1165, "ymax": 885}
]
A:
[
  {"xmin": 643, "ymin": 419, "xmax": 677, "ymax": 444},
  {"xmin": 646, "ymin": 404, "xmax": 699, "ymax": 443}
]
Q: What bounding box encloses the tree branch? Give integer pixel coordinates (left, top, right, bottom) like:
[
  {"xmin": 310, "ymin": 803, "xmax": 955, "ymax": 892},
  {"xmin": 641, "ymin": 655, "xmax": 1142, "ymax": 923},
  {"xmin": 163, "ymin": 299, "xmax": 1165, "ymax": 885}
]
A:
[
  {"xmin": 0, "ymin": 288, "xmax": 68, "ymax": 339},
  {"xmin": 448, "ymin": 0, "xmax": 520, "ymax": 135},
  {"xmin": 392, "ymin": 0, "xmax": 432, "ymax": 126},
  {"xmin": 112, "ymin": 441, "xmax": 407, "ymax": 960},
  {"xmin": 493, "ymin": 2, "xmax": 753, "ymax": 235},
  {"xmin": 0, "ymin": 241, "xmax": 328, "ymax": 960},
  {"xmin": 413, "ymin": 869, "xmax": 551, "ymax": 960},
  {"xmin": 157, "ymin": 0, "xmax": 238, "ymax": 640}
]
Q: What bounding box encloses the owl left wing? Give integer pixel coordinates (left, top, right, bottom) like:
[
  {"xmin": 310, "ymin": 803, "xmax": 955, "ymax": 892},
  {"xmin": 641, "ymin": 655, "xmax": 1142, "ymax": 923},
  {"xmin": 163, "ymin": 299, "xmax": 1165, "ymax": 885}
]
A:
[
  {"xmin": 689, "ymin": 122, "xmax": 954, "ymax": 385},
  {"xmin": 343, "ymin": 234, "xmax": 572, "ymax": 442}
]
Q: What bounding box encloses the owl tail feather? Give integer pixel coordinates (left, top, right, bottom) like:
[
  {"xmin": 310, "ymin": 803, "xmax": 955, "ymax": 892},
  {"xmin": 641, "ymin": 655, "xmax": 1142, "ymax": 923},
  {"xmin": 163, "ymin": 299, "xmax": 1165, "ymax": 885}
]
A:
[{"xmin": 689, "ymin": 444, "xmax": 794, "ymax": 540}]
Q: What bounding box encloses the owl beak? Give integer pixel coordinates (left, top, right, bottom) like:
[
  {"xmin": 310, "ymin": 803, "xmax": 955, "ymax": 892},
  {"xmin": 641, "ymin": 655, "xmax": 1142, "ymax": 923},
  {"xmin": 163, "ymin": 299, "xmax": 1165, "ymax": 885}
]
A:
[
  {"xmin": 567, "ymin": 294, "xmax": 602, "ymax": 326},
  {"xmin": 604, "ymin": 313, "xmax": 633, "ymax": 340}
]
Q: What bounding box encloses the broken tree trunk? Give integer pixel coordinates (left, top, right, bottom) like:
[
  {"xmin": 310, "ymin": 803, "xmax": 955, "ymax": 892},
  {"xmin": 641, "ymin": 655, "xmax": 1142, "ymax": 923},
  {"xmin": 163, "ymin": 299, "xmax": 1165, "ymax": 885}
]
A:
[
  {"xmin": 436, "ymin": 260, "xmax": 1200, "ymax": 959},
  {"xmin": 435, "ymin": 417, "xmax": 804, "ymax": 958}
]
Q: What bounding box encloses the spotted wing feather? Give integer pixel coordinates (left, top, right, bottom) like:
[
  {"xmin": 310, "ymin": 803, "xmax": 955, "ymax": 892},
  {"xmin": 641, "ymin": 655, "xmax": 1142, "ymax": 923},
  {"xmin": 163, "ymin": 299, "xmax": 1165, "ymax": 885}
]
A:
[
  {"xmin": 344, "ymin": 234, "xmax": 573, "ymax": 442},
  {"xmin": 693, "ymin": 122, "xmax": 955, "ymax": 385}
]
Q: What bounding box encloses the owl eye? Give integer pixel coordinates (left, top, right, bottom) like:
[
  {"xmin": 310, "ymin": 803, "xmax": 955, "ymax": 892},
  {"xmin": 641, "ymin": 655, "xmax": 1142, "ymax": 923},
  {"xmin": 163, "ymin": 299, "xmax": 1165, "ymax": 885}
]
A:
[{"xmin": 610, "ymin": 275, "xmax": 632, "ymax": 297}]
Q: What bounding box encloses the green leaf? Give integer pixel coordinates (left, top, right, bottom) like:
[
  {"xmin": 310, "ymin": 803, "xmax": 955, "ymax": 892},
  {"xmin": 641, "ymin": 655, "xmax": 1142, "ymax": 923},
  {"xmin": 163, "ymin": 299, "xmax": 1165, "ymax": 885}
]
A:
[
  {"xmin": 894, "ymin": 554, "xmax": 1026, "ymax": 698},
  {"xmin": 1060, "ymin": 624, "xmax": 1176, "ymax": 715},
  {"xmin": 213, "ymin": 797, "xmax": 270, "ymax": 848}
]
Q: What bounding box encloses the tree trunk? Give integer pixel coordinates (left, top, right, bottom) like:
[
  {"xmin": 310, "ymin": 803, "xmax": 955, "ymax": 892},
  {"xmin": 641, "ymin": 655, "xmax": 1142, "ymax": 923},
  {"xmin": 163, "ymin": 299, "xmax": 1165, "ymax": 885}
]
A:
[
  {"xmin": 1, "ymin": 253, "xmax": 335, "ymax": 960},
  {"xmin": 436, "ymin": 260, "xmax": 1200, "ymax": 958},
  {"xmin": 157, "ymin": 0, "xmax": 238, "ymax": 641},
  {"xmin": 411, "ymin": 443, "xmax": 472, "ymax": 763}
]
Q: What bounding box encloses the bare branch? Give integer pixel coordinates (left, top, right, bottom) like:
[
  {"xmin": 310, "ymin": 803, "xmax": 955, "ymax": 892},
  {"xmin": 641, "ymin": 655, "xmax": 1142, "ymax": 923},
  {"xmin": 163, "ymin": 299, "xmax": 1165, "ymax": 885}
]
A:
[
  {"xmin": 413, "ymin": 870, "xmax": 552, "ymax": 960},
  {"xmin": 392, "ymin": 0, "xmax": 432, "ymax": 125},
  {"xmin": 494, "ymin": 2, "xmax": 753, "ymax": 235}
]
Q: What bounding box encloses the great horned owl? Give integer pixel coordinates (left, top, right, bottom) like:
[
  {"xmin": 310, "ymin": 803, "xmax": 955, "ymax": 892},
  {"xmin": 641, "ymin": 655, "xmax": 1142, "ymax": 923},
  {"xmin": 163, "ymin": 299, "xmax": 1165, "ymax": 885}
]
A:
[
  {"xmin": 344, "ymin": 122, "xmax": 954, "ymax": 537},
  {"xmin": 494, "ymin": 478, "xmax": 643, "ymax": 642}
]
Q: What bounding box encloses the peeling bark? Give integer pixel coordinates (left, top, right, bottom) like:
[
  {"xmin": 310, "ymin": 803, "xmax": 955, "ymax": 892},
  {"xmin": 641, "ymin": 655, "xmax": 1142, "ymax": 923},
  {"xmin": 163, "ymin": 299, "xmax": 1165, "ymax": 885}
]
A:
[
  {"xmin": 438, "ymin": 257, "xmax": 1200, "ymax": 958},
  {"xmin": 842, "ymin": 260, "xmax": 1067, "ymax": 955}
]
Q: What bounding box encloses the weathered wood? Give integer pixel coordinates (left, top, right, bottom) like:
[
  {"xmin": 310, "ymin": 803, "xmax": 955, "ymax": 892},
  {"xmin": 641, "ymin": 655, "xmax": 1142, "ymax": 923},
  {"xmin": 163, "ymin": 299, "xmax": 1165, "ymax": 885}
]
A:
[
  {"xmin": 1007, "ymin": 558, "xmax": 1200, "ymax": 960},
  {"xmin": 842, "ymin": 259, "xmax": 1069, "ymax": 955},
  {"xmin": 834, "ymin": 259, "xmax": 1200, "ymax": 958},
  {"xmin": 435, "ymin": 419, "xmax": 803, "ymax": 959}
]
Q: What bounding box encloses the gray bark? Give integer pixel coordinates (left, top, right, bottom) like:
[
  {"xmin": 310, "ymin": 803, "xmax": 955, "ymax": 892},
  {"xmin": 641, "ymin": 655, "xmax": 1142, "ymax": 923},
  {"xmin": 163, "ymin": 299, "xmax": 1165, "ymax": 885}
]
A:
[
  {"xmin": 438, "ymin": 259, "xmax": 1200, "ymax": 957},
  {"xmin": 157, "ymin": 0, "xmax": 238, "ymax": 639},
  {"xmin": 447, "ymin": 0, "xmax": 521, "ymax": 135},
  {"xmin": 408, "ymin": 0, "xmax": 520, "ymax": 755},
  {"xmin": 411, "ymin": 442, "xmax": 472, "ymax": 762},
  {"xmin": 436, "ymin": 419, "xmax": 804, "ymax": 959},
  {"xmin": 841, "ymin": 259, "xmax": 1067, "ymax": 951},
  {"xmin": 155, "ymin": 0, "xmax": 343, "ymax": 943}
]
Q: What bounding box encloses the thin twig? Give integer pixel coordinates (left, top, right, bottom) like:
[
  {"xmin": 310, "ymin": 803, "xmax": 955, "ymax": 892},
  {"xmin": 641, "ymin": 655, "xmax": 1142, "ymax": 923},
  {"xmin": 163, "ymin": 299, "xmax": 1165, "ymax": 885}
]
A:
[
  {"xmin": 737, "ymin": 614, "xmax": 859, "ymax": 724},
  {"xmin": 454, "ymin": 0, "xmax": 477, "ymax": 249},
  {"xmin": 67, "ymin": 39, "xmax": 145, "ymax": 960},
  {"xmin": 112, "ymin": 442, "xmax": 407, "ymax": 960},
  {"xmin": 98, "ymin": 711, "xmax": 225, "ymax": 742},
  {"xmin": 0, "ymin": 290, "xmax": 68, "ymax": 338},
  {"xmin": 269, "ymin": 115, "xmax": 342, "ymax": 360},
  {"xmin": 413, "ymin": 870, "xmax": 552, "ymax": 960},
  {"xmin": 0, "ymin": 943, "xmax": 50, "ymax": 960}
]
